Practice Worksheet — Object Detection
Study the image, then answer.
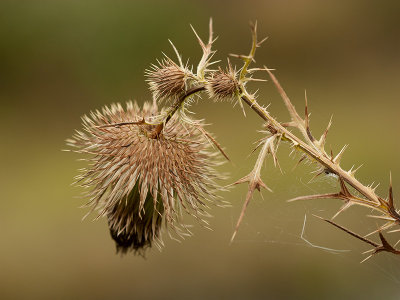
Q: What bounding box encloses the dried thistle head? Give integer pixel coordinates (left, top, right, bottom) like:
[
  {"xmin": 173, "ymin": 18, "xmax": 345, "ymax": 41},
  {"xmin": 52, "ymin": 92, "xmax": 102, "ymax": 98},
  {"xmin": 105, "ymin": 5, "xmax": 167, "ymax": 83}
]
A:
[
  {"xmin": 67, "ymin": 101, "xmax": 224, "ymax": 254},
  {"xmin": 146, "ymin": 57, "xmax": 194, "ymax": 103},
  {"xmin": 206, "ymin": 64, "xmax": 239, "ymax": 102}
]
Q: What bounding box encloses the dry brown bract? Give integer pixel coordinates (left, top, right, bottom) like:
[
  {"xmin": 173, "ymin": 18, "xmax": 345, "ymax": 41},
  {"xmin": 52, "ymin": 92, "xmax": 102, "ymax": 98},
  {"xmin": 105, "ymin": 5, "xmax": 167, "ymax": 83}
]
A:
[
  {"xmin": 206, "ymin": 65, "xmax": 239, "ymax": 102},
  {"xmin": 67, "ymin": 101, "xmax": 222, "ymax": 254},
  {"xmin": 146, "ymin": 57, "xmax": 193, "ymax": 103}
]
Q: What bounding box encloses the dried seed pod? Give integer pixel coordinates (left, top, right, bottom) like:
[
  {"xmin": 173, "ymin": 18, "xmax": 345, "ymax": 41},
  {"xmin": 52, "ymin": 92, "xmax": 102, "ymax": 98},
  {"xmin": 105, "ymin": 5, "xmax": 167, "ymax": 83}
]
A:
[
  {"xmin": 206, "ymin": 66, "xmax": 239, "ymax": 102},
  {"xmin": 146, "ymin": 58, "xmax": 193, "ymax": 103},
  {"xmin": 67, "ymin": 101, "xmax": 223, "ymax": 254}
]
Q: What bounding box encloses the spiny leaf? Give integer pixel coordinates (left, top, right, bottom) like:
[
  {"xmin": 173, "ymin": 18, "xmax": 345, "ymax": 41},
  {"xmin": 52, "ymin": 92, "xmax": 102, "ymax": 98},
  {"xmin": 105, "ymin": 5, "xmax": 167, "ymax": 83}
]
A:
[{"xmin": 230, "ymin": 136, "xmax": 277, "ymax": 242}]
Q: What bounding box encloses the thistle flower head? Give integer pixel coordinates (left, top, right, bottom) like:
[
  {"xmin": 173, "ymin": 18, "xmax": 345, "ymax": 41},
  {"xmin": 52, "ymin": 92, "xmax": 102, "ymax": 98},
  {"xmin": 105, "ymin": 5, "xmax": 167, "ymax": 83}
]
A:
[
  {"xmin": 206, "ymin": 64, "xmax": 239, "ymax": 102},
  {"xmin": 146, "ymin": 56, "xmax": 194, "ymax": 103},
  {"xmin": 67, "ymin": 101, "xmax": 224, "ymax": 254}
]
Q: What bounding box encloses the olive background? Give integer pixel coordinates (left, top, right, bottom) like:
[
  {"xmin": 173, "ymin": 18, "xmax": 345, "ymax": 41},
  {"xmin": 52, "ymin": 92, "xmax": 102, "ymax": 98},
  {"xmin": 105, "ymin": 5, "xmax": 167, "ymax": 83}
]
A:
[{"xmin": 1, "ymin": 1, "xmax": 400, "ymax": 299}]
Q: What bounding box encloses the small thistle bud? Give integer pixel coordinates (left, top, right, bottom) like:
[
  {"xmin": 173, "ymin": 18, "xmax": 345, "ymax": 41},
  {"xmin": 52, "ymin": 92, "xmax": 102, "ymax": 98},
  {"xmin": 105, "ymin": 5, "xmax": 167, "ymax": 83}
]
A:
[
  {"xmin": 146, "ymin": 57, "xmax": 193, "ymax": 102},
  {"xmin": 67, "ymin": 101, "xmax": 223, "ymax": 255},
  {"xmin": 206, "ymin": 66, "xmax": 239, "ymax": 102}
]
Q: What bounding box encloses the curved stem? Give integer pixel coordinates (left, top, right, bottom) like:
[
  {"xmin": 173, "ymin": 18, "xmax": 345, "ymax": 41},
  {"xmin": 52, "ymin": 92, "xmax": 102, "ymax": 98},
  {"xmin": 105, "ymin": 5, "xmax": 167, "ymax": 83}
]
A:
[
  {"xmin": 164, "ymin": 85, "xmax": 206, "ymax": 125},
  {"xmin": 151, "ymin": 86, "xmax": 206, "ymax": 138}
]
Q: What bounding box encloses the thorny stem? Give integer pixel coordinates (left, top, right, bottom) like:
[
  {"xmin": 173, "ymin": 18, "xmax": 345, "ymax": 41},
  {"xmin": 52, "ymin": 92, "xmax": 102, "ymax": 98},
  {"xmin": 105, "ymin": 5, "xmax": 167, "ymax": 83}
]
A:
[
  {"xmin": 240, "ymin": 92, "xmax": 394, "ymax": 217},
  {"xmin": 227, "ymin": 22, "xmax": 400, "ymax": 259},
  {"xmin": 149, "ymin": 21, "xmax": 400, "ymax": 258}
]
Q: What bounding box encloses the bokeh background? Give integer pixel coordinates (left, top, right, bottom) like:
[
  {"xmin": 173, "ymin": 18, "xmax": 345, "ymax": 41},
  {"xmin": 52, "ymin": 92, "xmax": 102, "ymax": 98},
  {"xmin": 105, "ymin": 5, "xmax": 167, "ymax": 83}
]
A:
[{"xmin": 1, "ymin": 0, "xmax": 400, "ymax": 299}]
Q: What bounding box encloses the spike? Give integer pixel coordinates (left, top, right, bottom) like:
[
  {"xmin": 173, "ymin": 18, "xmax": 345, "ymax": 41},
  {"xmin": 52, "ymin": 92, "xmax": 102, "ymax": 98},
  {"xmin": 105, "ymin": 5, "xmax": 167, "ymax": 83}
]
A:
[
  {"xmin": 333, "ymin": 144, "xmax": 348, "ymax": 164},
  {"xmin": 331, "ymin": 201, "xmax": 353, "ymax": 220},
  {"xmin": 364, "ymin": 222, "xmax": 396, "ymax": 237},
  {"xmin": 367, "ymin": 214, "xmax": 396, "ymax": 221},
  {"xmin": 264, "ymin": 66, "xmax": 306, "ymax": 136},
  {"xmin": 168, "ymin": 39, "xmax": 183, "ymax": 67},
  {"xmin": 304, "ymin": 90, "xmax": 314, "ymax": 142},
  {"xmin": 195, "ymin": 125, "xmax": 230, "ymax": 161},
  {"xmin": 288, "ymin": 192, "xmax": 342, "ymax": 203},
  {"xmin": 230, "ymin": 137, "xmax": 277, "ymax": 242},
  {"xmin": 360, "ymin": 255, "xmax": 373, "ymax": 263},
  {"xmin": 388, "ymin": 172, "xmax": 394, "ymax": 208},
  {"xmin": 317, "ymin": 115, "xmax": 333, "ymax": 149},
  {"xmin": 230, "ymin": 173, "xmax": 272, "ymax": 244},
  {"xmin": 314, "ymin": 215, "xmax": 379, "ymax": 248},
  {"xmin": 257, "ymin": 36, "xmax": 269, "ymax": 47},
  {"xmin": 349, "ymin": 164, "xmax": 363, "ymax": 177}
]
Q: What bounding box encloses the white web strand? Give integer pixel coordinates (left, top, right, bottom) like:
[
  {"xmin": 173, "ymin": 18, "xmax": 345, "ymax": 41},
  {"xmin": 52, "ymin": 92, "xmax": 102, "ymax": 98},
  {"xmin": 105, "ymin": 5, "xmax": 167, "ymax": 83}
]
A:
[{"xmin": 301, "ymin": 214, "xmax": 350, "ymax": 254}]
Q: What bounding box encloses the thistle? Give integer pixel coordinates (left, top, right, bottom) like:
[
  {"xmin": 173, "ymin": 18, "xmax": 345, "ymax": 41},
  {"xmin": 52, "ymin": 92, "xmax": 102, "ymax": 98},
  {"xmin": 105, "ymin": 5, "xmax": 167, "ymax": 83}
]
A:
[
  {"xmin": 206, "ymin": 63, "xmax": 239, "ymax": 102},
  {"xmin": 67, "ymin": 101, "xmax": 223, "ymax": 254},
  {"xmin": 146, "ymin": 53, "xmax": 193, "ymax": 103},
  {"xmin": 68, "ymin": 19, "xmax": 400, "ymax": 262}
]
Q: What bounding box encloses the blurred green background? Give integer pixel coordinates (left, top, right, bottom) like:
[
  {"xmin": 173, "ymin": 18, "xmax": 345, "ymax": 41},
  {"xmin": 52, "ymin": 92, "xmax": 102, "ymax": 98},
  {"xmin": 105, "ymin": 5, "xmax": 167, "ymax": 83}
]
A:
[{"xmin": 1, "ymin": 0, "xmax": 400, "ymax": 299}]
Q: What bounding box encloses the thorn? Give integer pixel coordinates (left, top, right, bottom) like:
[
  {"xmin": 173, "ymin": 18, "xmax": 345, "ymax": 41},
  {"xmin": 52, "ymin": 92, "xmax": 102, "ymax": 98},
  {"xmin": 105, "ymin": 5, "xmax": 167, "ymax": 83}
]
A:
[
  {"xmin": 304, "ymin": 90, "xmax": 314, "ymax": 142},
  {"xmin": 257, "ymin": 36, "xmax": 269, "ymax": 47},
  {"xmin": 168, "ymin": 39, "xmax": 183, "ymax": 67},
  {"xmin": 230, "ymin": 176, "xmax": 271, "ymax": 244},
  {"xmin": 360, "ymin": 255, "xmax": 373, "ymax": 263},
  {"xmin": 243, "ymin": 77, "xmax": 268, "ymax": 82},
  {"xmin": 315, "ymin": 215, "xmax": 379, "ymax": 248},
  {"xmin": 237, "ymin": 97, "xmax": 247, "ymax": 117},
  {"xmin": 264, "ymin": 66, "xmax": 305, "ymax": 132},
  {"xmin": 364, "ymin": 222, "xmax": 396, "ymax": 238},
  {"xmin": 195, "ymin": 126, "xmax": 230, "ymax": 161},
  {"xmin": 331, "ymin": 201, "xmax": 353, "ymax": 220},
  {"xmin": 288, "ymin": 192, "xmax": 341, "ymax": 203},
  {"xmin": 231, "ymin": 136, "xmax": 276, "ymax": 242},
  {"xmin": 349, "ymin": 164, "xmax": 363, "ymax": 176},
  {"xmin": 317, "ymin": 115, "xmax": 333, "ymax": 149},
  {"xmin": 333, "ymin": 144, "xmax": 348, "ymax": 164},
  {"xmin": 388, "ymin": 171, "xmax": 394, "ymax": 208},
  {"xmin": 367, "ymin": 214, "xmax": 396, "ymax": 221}
]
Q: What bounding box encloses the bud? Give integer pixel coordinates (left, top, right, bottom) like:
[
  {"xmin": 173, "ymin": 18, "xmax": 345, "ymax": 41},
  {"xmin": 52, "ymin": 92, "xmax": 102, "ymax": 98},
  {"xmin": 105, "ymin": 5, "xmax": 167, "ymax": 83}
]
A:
[
  {"xmin": 146, "ymin": 58, "xmax": 193, "ymax": 103},
  {"xmin": 67, "ymin": 101, "xmax": 223, "ymax": 254},
  {"xmin": 206, "ymin": 66, "xmax": 239, "ymax": 102}
]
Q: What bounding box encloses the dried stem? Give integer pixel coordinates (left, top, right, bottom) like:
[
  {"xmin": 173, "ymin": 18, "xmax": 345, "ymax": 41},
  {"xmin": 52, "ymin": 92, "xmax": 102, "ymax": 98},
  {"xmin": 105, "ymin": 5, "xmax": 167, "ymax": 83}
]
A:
[
  {"xmin": 142, "ymin": 20, "xmax": 400, "ymax": 259},
  {"xmin": 228, "ymin": 22, "xmax": 400, "ymax": 259}
]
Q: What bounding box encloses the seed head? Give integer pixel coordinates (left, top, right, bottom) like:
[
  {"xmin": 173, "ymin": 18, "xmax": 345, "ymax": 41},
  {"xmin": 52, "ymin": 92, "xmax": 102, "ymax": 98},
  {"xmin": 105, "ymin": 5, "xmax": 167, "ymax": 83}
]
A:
[
  {"xmin": 206, "ymin": 65, "xmax": 239, "ymax": 102},
  {"xmin": 67, "ymin": 101, "xmax": 223, "ymax": 254},
  {"xmin": 146, "ymin": 57, "xmax": 193, "ymax": 103}
]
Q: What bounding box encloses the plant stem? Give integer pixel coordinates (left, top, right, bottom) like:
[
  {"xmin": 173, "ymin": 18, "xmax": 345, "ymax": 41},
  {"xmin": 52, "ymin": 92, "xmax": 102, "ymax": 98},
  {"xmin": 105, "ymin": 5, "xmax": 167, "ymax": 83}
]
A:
[
  {"xmin": 240, "ymin": 92, "xmax": 400, "ymax": 222},
  {"xmin": 152, "ymin": 86, "xmax": 206, "ymax": 137}
]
